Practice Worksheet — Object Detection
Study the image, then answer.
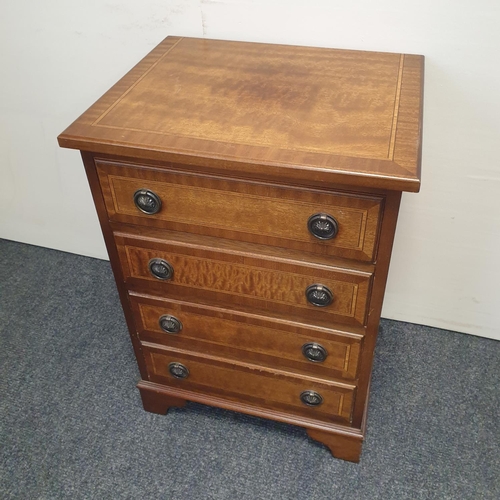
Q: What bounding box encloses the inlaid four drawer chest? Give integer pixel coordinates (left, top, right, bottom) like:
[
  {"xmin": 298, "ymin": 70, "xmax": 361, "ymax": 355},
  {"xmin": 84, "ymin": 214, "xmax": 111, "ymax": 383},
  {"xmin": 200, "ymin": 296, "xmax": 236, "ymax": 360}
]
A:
[{"xmin": 58, "ymin": 36, "xmax": 424, "ymax": 462}]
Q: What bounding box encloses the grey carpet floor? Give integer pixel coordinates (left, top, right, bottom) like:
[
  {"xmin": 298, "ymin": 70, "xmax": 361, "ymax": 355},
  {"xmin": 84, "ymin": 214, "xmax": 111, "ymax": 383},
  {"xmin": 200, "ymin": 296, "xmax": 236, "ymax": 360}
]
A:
[{"xmin": 0, "ymin": 238, "xmax": 498, "ymax": 500}]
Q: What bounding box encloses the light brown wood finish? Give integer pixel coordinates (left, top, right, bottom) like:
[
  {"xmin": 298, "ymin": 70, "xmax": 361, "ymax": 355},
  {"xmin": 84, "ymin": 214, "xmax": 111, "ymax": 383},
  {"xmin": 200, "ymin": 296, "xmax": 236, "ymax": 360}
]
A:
[
  {"xmin": 111, "ymin": 222, "xmax": 375, "ymax": 274},
  {"xmin": 350, "ymin": 190, "xmax": 402, "ymax": 428},
  {"xmin": 129, "ymin": 292, "xmax": 362, "ymax": 380},
  {"xmin": 142, "ymin": 343, "xmax": 356, "ymax": 424},
  {"xmin": 97, "ymin": 159, "xmax": 382, "ymax": 261},
  {"xmin": 115, "ymin": 232, "xmax": 373, "ymax": 327},
  {"xmin": 58, "ymin": 37, "xmax": 424, "ymax": 462},
  {"xmin": 137, "ymin": 379, "xmax": 364, "ymax": 462},
  {"xmin": 79, "ymin": 152, "xmax": 149, "ymax": 380},
  {"xmin": 58, "ymin": 37, "xmax": 423, "ymax": 193}
]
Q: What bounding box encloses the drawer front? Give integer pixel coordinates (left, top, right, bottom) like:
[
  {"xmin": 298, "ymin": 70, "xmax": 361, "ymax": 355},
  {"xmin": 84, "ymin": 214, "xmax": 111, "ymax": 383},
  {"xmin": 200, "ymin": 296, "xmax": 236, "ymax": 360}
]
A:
[
  {"xmin": 116, "ymin": 233, "xmax": 373, "ymax": 327},
  {"xmin": 97, "ymin": 159, "xmax": 383, "ymax": 261},
  {"xmin": 130, "ymin": 292, "xmax": 362, "ymax": 380},
  {"xmin": 142, "ymin": 343, "xmax": 356, "ymax": 424}
]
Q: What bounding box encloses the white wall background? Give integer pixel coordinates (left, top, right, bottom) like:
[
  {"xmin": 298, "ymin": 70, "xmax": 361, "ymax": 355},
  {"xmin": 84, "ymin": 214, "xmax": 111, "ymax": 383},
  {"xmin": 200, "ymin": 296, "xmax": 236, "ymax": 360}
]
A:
[{"xmin": 1, "ymin": 1, "xmax": 499, "ymax": 340}]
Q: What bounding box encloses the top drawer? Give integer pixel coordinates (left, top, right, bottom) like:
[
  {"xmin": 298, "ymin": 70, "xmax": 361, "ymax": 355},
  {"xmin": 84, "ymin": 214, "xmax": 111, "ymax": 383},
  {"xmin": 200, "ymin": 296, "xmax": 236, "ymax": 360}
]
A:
[{"xmin": 96, "ymin": 159, "xmax": 383, "ymax": 261}]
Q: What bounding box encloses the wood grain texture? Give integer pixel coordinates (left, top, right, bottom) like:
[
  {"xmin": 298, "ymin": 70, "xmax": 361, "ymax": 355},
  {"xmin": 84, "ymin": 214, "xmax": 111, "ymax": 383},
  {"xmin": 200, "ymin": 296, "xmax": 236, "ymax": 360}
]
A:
[
  {"xmin": 349, "ymin": 190, "xmax": 402, "ymax": 428},
  {"xmin": 115, "ymin": 232, "xmax": 373, "ymax": 327},
  {"xmin": 139, "ymin": 386, "xmax": 187, "ymax": 415},
  {"xmin": 306, "ymin": 428, "xmax": 363, "ymax": 462},
  {"xmin": 58, "ymin": 36, "xmax": 424, "ymax": 462},
  {"xmin": 58, "ymin": 37, "xmax": 424, "ymax": 192},
  {"xmin": 137, "ymin": 379, "xmax": 364, "ymax": 436},
  {"xmin": 97, "ymin": 159, "xmax": 382, "ymax": 261},
  {"xmin": 142, "ymin": 342, "xmax": 356, "ymax": 424},
  {"xmin": 110, "ymin": 222, "xmax": 375, "ymax": 275},
  {"xmin": 79, "ymin": 152, "xmax": 149, "ymax": 380},
  {"xmin": 129, "ymin": 292, "xmax": 362, "ymax": 380}
]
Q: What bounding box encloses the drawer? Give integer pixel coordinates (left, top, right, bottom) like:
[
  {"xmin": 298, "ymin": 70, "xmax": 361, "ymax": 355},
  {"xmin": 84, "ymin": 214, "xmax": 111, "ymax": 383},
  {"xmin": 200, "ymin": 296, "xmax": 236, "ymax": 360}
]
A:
[
  {"xmin": 142, "ymin": 343, "xmax": 356, "ymax": 424},
  {"xmin": 130, "ymin": 292, "xmax": 362, "ymax": 380},
  {"xmin": 96, "ymin": 159, "xmax": 383, "ymax": 262},
  {"xmin": 115, "ymin": 231, "xmax": 373, "ymax": 327}
]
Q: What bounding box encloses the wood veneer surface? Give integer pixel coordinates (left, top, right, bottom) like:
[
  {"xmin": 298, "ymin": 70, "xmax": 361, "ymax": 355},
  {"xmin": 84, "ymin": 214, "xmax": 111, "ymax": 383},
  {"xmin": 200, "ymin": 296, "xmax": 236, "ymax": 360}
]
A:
[
  {"xmin": 57, "ymin": 37, "xmax": 424, "ymax": 462},
  {"xmin": 58, "ymin": 37, "xmax": 423, "ymax": 192}
]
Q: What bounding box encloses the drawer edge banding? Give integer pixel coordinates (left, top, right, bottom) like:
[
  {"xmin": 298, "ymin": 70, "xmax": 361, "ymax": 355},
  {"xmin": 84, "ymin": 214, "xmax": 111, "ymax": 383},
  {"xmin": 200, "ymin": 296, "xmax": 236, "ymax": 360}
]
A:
[{"xmin": 141, "ymin": 341, "xmax": 357, "ymax": 390}]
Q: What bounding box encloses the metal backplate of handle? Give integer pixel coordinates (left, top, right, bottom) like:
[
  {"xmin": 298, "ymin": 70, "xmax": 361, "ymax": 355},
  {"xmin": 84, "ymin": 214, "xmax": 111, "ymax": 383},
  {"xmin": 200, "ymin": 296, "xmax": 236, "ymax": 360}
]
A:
[
  {"xmin": 300, "ymin": 390, "xmax": 323, "ymax": 406},
  {"xmin": 168, "ymin": 362, "xmax": 189, "ymax": 379},
  {"xmin": 307, "ymin": 213, "xmax": 338, "ymax": 240},
  {"xmin": 133, "ymin": 189, "xmax": 162, "ymax": 215},
  {"xmin": 305, "ymin": 284, "xmax": 334, "ymax": 307},
  {"xmin": 148, "ymin": 258, "xmax": 174, "ymax": 280},
  {"xmin": 159, "ymin": 315, "xmax": 183, "ymax": 334},
  {"xmin": 302, "ymin": 342, "xmax": 328, "ymax": 362}
]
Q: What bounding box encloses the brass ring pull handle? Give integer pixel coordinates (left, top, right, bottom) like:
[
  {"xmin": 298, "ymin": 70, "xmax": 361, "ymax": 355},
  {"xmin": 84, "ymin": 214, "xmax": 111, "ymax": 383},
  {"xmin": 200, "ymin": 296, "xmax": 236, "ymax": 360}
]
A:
[
  {"xmin": 307, "ymin": 213, "xmax": 338, "ymax": 240},
  {"xmin": 300, "ymin": 390, "xmax": 323, "ymax": 407},
  {"xmin": 302, "ymin": 342, "xmax": 328, "ymax": 363},
  {"xmin": 159, "ymin": 315, "xmax": 183, "ymax": 334},
  {"xmin": 148, "ymin": 258, "xmax": 174, "ymax": 280},
  {"xmin": 133, "ymin": 189, "xmax": 162, "ymax": 215},
  {"xmin": 305, "ymin": 284, "xmax": 333, "ymax": 307},
  {"xmin": 168, "ymin": 362, "xmax": 189, "ymax": 379}
]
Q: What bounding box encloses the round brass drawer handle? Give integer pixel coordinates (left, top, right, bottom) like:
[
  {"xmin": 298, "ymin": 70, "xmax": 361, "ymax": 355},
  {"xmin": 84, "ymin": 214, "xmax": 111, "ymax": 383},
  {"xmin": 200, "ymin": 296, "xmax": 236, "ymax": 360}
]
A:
[
  {"xmin": 168, "ymin": 362, "xmax": 189, "ymax": 379},
  {"xmin": 308, "ymin": 213, "xmax": 338, "ymax": 240},
  {"xmin": 148, "ymin": 258, "xmax": 174, "ymax": 281},
  {"xmin": 302, "ymin": 342, "xmax": 328, "ymax": 363},
  {"xmin": 300, "ymin": 390, "xmax": 323, "ymax": 407},
  {"xmin": 305, "ymin": 284, "xmax": 334, "ymax": 307},
  {"xmin": 133, "ymin": 189, "xmax": 162, "ymax": 215},
  {"xmin": 159, "ymin": 315, "xmax": 183, "ymax": 334}
]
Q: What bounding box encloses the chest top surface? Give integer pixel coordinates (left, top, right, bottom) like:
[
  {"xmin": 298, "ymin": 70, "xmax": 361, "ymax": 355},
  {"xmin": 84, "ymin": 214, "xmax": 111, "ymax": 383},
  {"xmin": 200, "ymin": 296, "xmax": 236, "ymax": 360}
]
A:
[{"xmin": 58, "ymin": 36, "xmax": 424, "ymax": 192}]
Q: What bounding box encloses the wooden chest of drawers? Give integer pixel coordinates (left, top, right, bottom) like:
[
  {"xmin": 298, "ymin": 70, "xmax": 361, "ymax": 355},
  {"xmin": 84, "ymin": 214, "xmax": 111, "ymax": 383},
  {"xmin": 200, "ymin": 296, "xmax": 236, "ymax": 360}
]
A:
[{"xmin": 58, "ymin": 36, "xmax": 424, "ymax": 462}]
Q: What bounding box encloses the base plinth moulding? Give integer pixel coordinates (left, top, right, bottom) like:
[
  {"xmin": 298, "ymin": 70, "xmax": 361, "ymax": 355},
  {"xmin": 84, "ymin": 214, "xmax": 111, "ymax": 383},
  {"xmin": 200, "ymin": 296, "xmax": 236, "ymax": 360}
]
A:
[{"xmin": 137, "ymin": 380, "xmax": 364, "ymax": 462}]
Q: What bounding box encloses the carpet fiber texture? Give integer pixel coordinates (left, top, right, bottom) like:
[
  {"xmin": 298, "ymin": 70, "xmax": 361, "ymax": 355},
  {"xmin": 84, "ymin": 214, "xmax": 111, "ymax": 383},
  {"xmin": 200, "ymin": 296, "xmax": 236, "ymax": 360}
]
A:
[{"xmin": 0, "ymin": 238, "xmax": 498, "ymax": 499}]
